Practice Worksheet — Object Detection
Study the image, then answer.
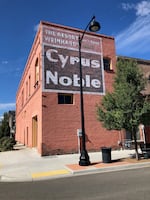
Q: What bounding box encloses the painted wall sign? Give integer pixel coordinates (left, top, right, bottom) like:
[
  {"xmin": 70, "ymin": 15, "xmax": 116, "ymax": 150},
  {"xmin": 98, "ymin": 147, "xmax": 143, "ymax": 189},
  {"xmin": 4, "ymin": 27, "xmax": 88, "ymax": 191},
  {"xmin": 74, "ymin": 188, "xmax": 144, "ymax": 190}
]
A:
[{"xmin": 42, "ymin": 24, "xmax": 104, "ymax": 94}]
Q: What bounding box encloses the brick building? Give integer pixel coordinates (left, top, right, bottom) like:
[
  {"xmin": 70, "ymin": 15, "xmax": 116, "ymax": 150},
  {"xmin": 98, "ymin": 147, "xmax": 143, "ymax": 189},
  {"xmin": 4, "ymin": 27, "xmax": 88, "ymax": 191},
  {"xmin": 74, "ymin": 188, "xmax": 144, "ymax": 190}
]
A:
[{"xmin": 16, "ymin": 21, "xmax": 124, "ymax": 155}]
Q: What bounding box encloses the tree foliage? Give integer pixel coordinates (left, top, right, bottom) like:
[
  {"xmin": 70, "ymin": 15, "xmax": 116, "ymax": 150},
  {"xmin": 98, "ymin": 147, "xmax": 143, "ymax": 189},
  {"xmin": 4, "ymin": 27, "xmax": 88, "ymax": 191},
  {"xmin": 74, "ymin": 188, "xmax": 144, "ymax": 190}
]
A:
[
  {"xmin": 0, "ymin": 136, "xmax": 16, "ymax": 152},
  {"xmin": 0, "ymin": 112, "xmax": 10, "ymax": 138},
  {"xmin": 0, "ymin": 112, "xmax": 16, "ymax": 152},
  {"xmin": 97, "ymin": 59, "xmax": 150, "ymax": 159}
]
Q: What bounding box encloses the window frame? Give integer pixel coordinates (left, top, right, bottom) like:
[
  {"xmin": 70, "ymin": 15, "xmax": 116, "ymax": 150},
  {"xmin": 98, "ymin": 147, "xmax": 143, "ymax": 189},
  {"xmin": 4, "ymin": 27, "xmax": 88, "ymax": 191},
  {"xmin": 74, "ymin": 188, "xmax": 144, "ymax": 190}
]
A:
[
  {"xmin": 58, "ymin": 93, "xmax": 73, "ymax": 104},
  {"xmin": 103, "ymin": 57, "xmax": 112, "ymax": 71}
]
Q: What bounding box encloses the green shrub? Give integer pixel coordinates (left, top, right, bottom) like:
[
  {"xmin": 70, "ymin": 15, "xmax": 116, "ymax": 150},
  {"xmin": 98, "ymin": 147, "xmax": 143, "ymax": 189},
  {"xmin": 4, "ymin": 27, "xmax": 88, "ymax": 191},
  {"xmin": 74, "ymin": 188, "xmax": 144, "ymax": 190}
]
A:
[{"xmin": 0, "ymin": 137, "xmax": 16, "ymax": 152}]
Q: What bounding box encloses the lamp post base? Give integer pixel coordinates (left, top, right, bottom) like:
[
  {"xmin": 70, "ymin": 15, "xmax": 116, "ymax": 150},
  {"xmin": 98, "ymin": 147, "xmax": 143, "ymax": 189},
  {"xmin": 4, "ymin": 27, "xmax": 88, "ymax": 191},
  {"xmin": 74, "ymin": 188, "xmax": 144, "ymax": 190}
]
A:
[{"xmin": 79, "ymin": 149, "xmax": 90, "ymax": 166}]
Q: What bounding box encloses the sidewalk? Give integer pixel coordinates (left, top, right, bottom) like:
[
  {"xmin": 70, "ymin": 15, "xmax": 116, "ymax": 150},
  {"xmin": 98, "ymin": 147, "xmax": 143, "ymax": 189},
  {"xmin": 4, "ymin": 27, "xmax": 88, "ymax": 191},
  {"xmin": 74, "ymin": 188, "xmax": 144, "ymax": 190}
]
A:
[{"xmin": 0, "ymin": 144, "xmax": 150, "ymax": 182}]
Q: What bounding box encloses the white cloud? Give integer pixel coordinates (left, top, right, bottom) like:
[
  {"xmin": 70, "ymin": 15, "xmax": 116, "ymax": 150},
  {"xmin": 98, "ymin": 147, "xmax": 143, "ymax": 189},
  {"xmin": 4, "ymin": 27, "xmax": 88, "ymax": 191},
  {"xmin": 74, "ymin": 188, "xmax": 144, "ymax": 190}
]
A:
[
  {"xmin": 116, "ymin": 1, "xmax": 150, "ymax": 58},
  {"xmin": 136, "ymin": 1, "xmax": 150, "ymax": 16},
  {"xmin": 121, "ymin": 3, "xmax": 135, "ymax": 11},
  {"xmin": 121, "ymin": 1, "xmax": 150, "ymax": 16},
  {"xmin": 0, "ymin": 103, "xmax": 16, "ymax": 110}
]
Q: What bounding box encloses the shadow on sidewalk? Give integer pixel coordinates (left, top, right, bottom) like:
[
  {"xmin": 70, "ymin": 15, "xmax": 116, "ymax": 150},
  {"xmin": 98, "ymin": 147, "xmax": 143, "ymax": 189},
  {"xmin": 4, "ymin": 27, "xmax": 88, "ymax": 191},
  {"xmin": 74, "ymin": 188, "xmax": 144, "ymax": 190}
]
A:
[{"xmin": 13, "ymin": 143, "xmax": 26, "ymax": 151}]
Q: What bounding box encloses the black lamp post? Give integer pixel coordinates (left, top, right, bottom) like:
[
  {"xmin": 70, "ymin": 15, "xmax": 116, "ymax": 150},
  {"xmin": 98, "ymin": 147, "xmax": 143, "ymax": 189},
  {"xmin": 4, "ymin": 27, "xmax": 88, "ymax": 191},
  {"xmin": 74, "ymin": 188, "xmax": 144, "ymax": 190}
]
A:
[{"xmin": 79, "ymin": 16, "xmax": 101, "ymax": 166}]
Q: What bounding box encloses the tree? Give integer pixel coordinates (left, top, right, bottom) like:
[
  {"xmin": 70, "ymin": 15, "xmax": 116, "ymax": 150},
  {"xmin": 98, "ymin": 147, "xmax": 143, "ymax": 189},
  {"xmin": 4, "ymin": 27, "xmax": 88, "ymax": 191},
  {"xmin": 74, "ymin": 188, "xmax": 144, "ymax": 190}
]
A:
[
  {"xmin": 0, "ymin": 112, "xmax": 10, "ymax": 138},
  {"xmin": 0, "ymin": 112, "xmax": 16, "ymax": 152},
  {"xmin": 97, "ymin": 59, "xmax": 150, "ymax": 160}
]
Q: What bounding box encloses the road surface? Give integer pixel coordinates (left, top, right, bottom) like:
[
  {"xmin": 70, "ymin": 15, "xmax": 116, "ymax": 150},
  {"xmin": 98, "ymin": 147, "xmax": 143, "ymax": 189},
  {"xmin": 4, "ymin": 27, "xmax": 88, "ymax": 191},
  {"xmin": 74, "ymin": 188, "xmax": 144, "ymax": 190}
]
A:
[{"xmin": 0, "ymin": 167, "xmax": 150, "ymax": 200}]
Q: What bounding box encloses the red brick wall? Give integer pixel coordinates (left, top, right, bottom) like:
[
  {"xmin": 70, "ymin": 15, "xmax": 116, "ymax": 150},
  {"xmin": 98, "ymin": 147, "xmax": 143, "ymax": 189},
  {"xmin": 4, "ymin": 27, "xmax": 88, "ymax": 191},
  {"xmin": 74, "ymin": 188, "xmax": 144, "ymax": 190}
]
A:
[{"xmin": 41, "ymin": 92, "xmax": 119, "ymax": 155}]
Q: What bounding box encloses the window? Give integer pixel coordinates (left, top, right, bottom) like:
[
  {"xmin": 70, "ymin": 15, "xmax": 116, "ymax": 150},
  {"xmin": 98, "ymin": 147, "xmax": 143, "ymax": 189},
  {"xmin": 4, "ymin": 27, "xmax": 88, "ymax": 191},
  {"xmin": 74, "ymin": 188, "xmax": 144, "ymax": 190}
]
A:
[
  {"xmin": 103, "ymin": 58, "xmax": 111, "ymax": 71},
  {"xmin": 21, "ymin": 89, "xmax": 24, "ymax": 107},
  {"xmin": 35, "ymin": 58, "xmax": 39, "ymax": 87},
  {"xmin": 29, "ymin": 75, "xmax": 31, "ymax": 96},
  {"xmin": 26, "ymin": 81, "xmax": 28, "ymax": 100},
  {"xmin": 58, "ymin": 93, "xmax": 73, "ymax": 104}
]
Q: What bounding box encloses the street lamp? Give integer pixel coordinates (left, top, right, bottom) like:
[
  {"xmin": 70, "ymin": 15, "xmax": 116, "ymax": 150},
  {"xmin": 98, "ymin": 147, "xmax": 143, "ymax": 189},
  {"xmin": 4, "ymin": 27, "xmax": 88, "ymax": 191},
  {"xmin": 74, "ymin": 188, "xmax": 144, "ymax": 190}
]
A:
[{"xmin": 79, "ymin": 16, "xmax": 101, "ymax": 166}]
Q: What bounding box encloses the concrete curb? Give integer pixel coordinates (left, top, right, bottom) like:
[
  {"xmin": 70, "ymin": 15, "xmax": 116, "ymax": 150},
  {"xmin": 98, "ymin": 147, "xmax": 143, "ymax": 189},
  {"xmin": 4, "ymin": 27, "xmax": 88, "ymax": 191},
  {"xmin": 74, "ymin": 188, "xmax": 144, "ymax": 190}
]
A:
[
  {"xmin": 66, "ymin": 161, "xmax": 150, "ymax": 175},
  {"xmin": 0, "ymin": 175, "xmax": 33, "ymax": 182}
]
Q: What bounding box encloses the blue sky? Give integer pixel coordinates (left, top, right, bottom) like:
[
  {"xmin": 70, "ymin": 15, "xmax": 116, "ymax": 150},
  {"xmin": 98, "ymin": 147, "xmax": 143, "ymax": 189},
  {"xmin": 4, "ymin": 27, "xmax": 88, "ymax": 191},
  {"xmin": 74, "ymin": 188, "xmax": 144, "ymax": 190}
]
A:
[{"xmin": 0, "ymin": 0, "xmax": 150, "ymax": 119}]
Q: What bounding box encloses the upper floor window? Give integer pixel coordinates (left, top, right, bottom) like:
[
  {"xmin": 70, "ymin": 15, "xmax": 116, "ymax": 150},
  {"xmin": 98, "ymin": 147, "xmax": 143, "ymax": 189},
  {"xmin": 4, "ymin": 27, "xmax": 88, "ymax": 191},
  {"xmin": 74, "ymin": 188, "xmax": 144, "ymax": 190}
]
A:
[
  {"xmin": 35, "ymin": 58, "xmax": 39, "ymax": 87},
  {"xmin": 26, "ymin": 81, "xmax": 28, "ymax": 100},
  {"xmin": 58, "ymin": 93, "xmax": 73, "ymax": 104},
  {"xmin": 29, "ymin": 75, "xmax": 31, "ymax": 96},
  {"xmin": 103, "ymin": 58, "xmax": 112, "ymax": 71},
  {"xmin": 21, "ymin": 89, "xmax": 24, "ymax": 107}
]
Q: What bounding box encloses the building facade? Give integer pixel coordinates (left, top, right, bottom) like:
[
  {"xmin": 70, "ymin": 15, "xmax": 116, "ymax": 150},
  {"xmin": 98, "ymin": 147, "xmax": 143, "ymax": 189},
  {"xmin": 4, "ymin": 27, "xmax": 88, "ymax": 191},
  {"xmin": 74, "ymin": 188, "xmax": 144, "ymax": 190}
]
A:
[{"xmin": 16, "ymin": 21, "xmax": 122, "ymax": 155}]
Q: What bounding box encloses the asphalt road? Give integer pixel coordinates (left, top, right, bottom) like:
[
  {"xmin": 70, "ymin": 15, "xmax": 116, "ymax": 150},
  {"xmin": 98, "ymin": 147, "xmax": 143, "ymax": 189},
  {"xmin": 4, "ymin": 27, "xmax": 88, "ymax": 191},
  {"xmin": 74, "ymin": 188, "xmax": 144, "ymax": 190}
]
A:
[{"xmin": 0, "ymin": 167, "xmax": 150, "ymax": 200}]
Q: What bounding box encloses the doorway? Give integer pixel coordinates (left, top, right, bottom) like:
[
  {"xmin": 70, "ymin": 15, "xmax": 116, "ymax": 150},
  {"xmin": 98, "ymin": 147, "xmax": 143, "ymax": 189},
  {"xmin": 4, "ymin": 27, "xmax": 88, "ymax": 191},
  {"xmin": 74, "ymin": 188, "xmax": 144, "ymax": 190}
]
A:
[{"xmin": 32, "ymin": 116, "xmax": 38, "ymax": 147}]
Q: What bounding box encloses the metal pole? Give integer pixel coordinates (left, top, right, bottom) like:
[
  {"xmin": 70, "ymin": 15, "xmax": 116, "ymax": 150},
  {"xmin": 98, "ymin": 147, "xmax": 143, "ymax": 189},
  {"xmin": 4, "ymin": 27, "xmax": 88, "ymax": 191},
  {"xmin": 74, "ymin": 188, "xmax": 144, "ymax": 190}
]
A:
[
  {"xmin": 78, "ymin": 16, "xmax": 100, "ymax": 166},
  {"xmin": 78, "ymin": 35, "xmax": 90, "ymax": 166}
]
